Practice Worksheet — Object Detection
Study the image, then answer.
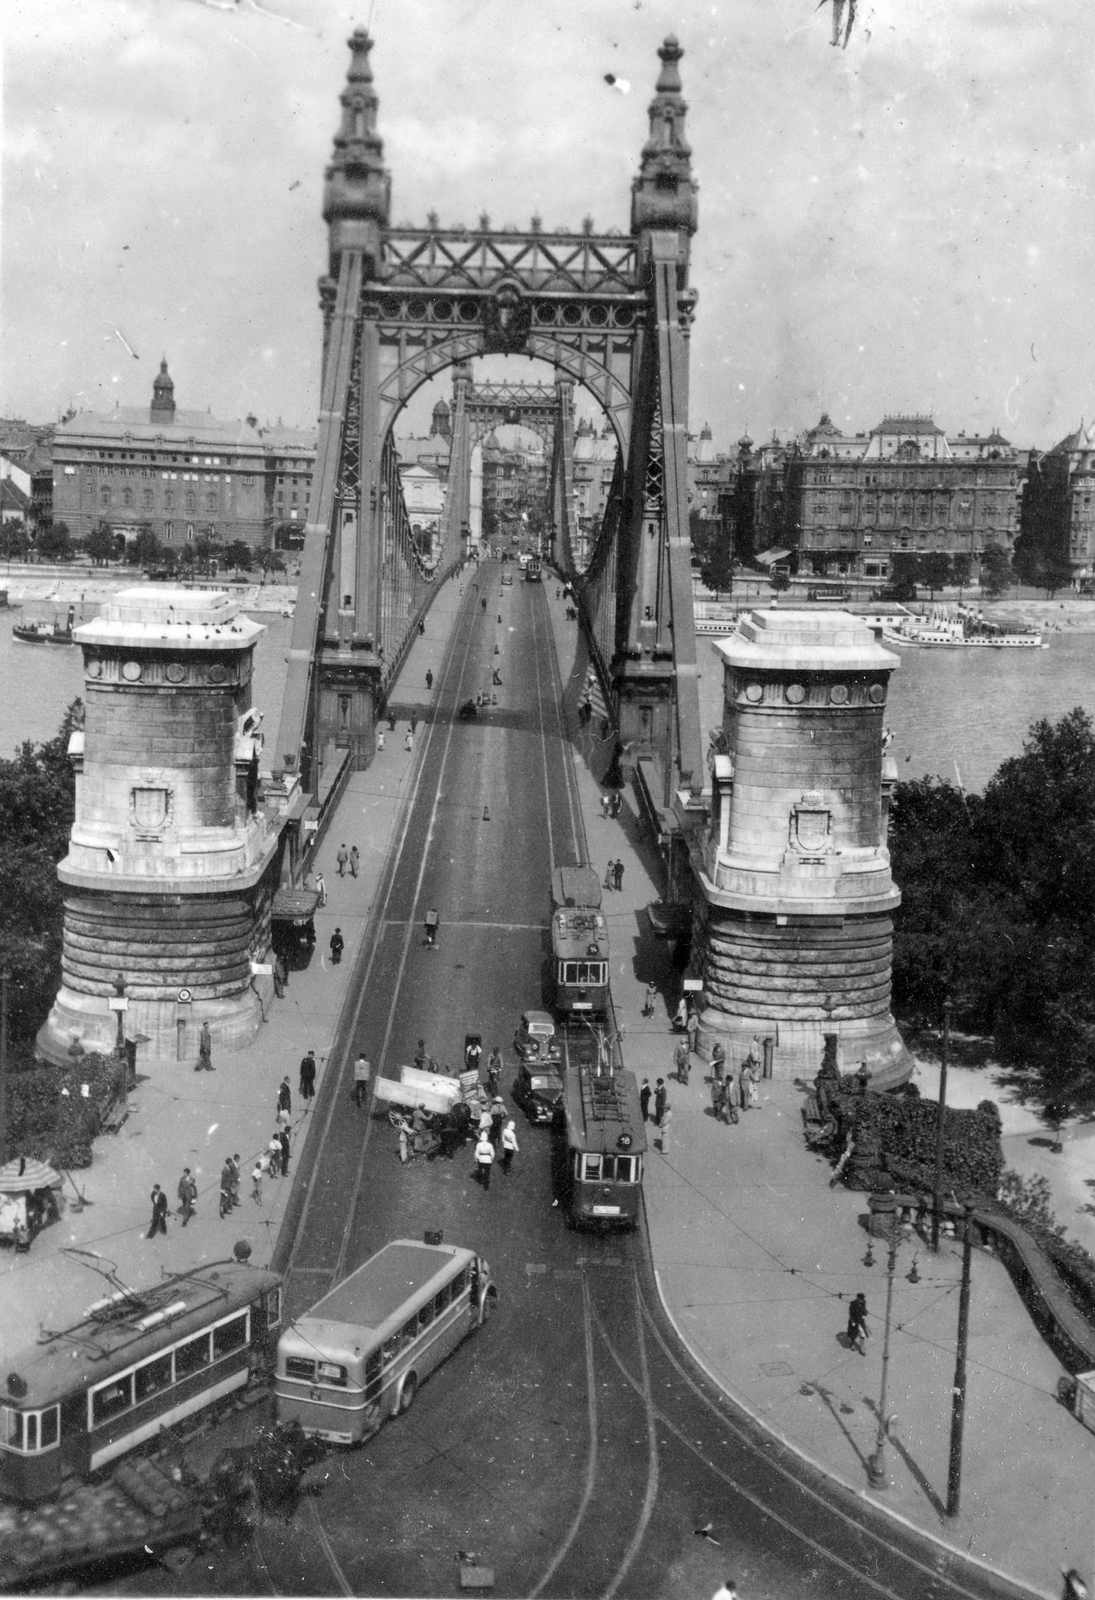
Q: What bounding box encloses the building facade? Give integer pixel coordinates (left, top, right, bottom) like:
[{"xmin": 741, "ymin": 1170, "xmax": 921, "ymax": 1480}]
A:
[
  {"xmin": 51, "ymin": 362, "xmax": 316, "ymax": 554},
  {"xmin": 1016, "ymin": 424, "xmax": 1095, "ymax": 587}
]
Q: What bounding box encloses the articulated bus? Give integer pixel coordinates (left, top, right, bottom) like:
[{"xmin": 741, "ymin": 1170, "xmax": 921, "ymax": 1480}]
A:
[
  {"xmin": 0, "ymin": 1263, "xmax": 282, "ymax": 1503},
  {"xmin": 275, "ymin": 1239, "xmax": 496, "ymax": 1445},
  {"xmin": 563, "ymin": 1066, "xmax": 647, "ymax": 1231},
  {"xmin": 551, "ymin": 865, "xmax": 610, "ymax": 1016}
]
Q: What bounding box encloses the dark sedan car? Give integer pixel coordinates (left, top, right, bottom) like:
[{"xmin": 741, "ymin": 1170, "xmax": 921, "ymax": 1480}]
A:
[{"xmin": 512, "ymin": 1061, "xmax": 565, "ymax": 1125}]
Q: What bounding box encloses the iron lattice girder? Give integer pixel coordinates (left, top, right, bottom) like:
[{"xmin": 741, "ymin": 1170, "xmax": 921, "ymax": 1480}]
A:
[
  {"xmin": 381, "ymin": 227, "xmax": 639, "ymax": 296},
  {"xmin": 465, "ymin": 381, "xmax": 560, "ymax": 450}
]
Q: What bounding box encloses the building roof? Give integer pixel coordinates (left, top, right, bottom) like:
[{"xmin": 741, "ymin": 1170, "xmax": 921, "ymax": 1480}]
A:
[
  {"xmin": 871, "ymin": 415, "xmax": 946, "ymax": 436},
  {"xmin": 54, "ymin": 408, "xmax": 314, "ymax": 453}
]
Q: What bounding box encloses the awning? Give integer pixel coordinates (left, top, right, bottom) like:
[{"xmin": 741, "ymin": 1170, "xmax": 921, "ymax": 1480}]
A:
[
  {"xmin": 754, "ymin": 547, "xmax": 791, "ymax": 567},
  {"xmin": 0, "ymin": 1158, "xmax": 62, "ymax": 1193},
  {"xmin": 271, "ymin": 887, "xmax": 322, "ymax": 926}
]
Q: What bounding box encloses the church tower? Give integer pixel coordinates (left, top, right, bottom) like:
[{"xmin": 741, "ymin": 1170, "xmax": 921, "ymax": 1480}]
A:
[{"xmin": 150, "ymin": 359, "xmax": 176, "ymax": 425}]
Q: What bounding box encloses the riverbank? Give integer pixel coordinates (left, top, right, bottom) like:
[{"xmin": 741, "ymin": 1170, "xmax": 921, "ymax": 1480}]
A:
[{"xmin": 1, "ymin": 569, "xmax": 298, "ymax": 616}]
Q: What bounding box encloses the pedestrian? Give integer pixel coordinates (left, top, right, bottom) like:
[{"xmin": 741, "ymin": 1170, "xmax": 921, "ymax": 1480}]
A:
[
  {"xmin": 176, "ymin": 1167, "xmax": 197, "ymax": 1225},
  {"xmin": 299, "ymin": 1048, "xmax": 317, "ymax": 1102},
  {"xmin": 846, "ymin": 1292, "xmax": 870, "ymax": 1355},
  {"xmin": 228, "ymin": 1153, "xmax": 241, "ymax": 1208},
  {"xmin": 486, "ymin": 1046, "xmax": 503, "ymax": 1096},
  {"xmin": 146, "ymin": 1184, "xmax": 168, "ymax": 1238},
  {"xmin": 353, "ymin": 1052, "xmax": 370, "ymax": 1107},
  {"xmin": 610, "ymin": 791, "xmax": 622, "ymax": 820},
  {"xmin": 278, "ymin": 1075, "xmax": 292, "ymax": 1115},
  {"xmin": 674, "ymin": 1038, "xmax": 690, "ymax": 1085},
  {"xmin": 409, "ymin": 708, "xmax": 419, "ymax": 736},
  {"xmin": 500, "ymin": 1119, "xmax": 519, "ymax": 1174},
  {"xmin": 426, "ymin": 669, "xmax": 434, "ymax": 690},
  {"xmin": 477, "ymin": 1104, "xmax": 493, "ymax": 1143},
  {"xmin": 376, "ymin": 728, "xmax": 386, "ymax": 752},
  {"xmin": 604, "ymin": 859, "xmax": 616, "ymax": 891},
  {"xmin": 195, "ymin": 1020, "xmax": 214, "ymax": 1072},
  {"xmin": 657, "ymin": 1104, "xmax": 674, "ymax": 1152},
  {"xmin": 642, "ymin": 981, "xmax": 657, "ymax": 1019},
  {"xmin": 723, "ymin": 1071, "xmax": 741, "ymax": 1124},
  {"xmin": 601, "ymin": 792, "xmax": 611, "ymax": 820},
  {"xmin": 711, "ymin": 1076, "xmax": 727, "ymax": 1122},
  {"xmin": 251, "ymin": 1158, "xmax": 265, "ymax": 1205},
  {"xmin": 687, "ymin": 1004, "xmax": 700, "ymax": 1055},
  {"xmin": 279, "ymin": 1128, "xmax": 291, "ymax": 1177},
  {"xmin": 475, "ymin": 1131, "xmax": 495, "ymax": 1189},
  {"xmin": 639, "ymin": 1078, "xmax": 652, "ymax": 1122},
  {"xmin": 276, "ymin": 1102, "xmax": 291, "ymax": 1134},
  {"xmin": 404, "ymin": 730, "xmax": 413, "ymax": 754},
  {"xmin": 330, "ymin": 927, "xmax": 344, "ymax": 965},
  {"xmin": 394, "ymin": 1113, "xmax": 412, "ymax": 1165},
  {"xmin": 710, "ymin": 1042, "xmax": 726, "ymax": 1085},
  {"xmin": 273, "ymin": 952, "xmax": 288, "ymax": 998},
  {"xmin": 418, "ymin": 619, "xmax": 425, "ymax": 635},
  {"xmin": 315, "ymin": 871, "xmax": 327, "ymax": 906},
  {"xmin": 489, "ymin": 1096, "xmax": 506, "ymax": 1147},
  {"xmin": 741, "ymin": 1057, "xmax": 760, "ymax": 1110},
  {"xmin": 414, "ymin": 1038, "xmax": 429, "ymax": 1070},
  {"xmin": 654, "ymin": 1077, "xmax": 667, "ymax": 1125},
  {"xmin": 219, "ymin": 1162, "xmax": 234, "ymax": 1217},
  {"xmin": 672, "ymin": 995, "xmax": 689, "ymax": 1031},
  {"xmin": 465, "ymin": 1037, "xmax": 483, "ymax": 1075},
  {"xmin": 613, "ymin": 859, "xmax": 625, "ymax": 892},
  {"xmin": 389, "ymin": 709, "xmax": 397, "ymax": 732},
  {"xmin": 349, "ymin": 845, "xmax": 360, "ymax": 878},
  {"xmin": 267, "ymin": 1134, "xmax": 283, "ymax": 1178},
  {"xmin": 336, "ymin": 843, "xmax": 349, "ymax": 877}
]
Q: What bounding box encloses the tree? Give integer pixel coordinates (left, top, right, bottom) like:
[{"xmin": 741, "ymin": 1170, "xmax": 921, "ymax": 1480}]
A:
[
  {"xmin": 224, "ymin": 540, "xmax": 254, "ymax": 574},
  {"xmin": 131, "ymin": 528, "xmax": 162, "ymax": 569},
  {"xmin": 193, "ymin": 534, "xmax": 222, "ymax": 574},
  {"xmin": 84, "ymin": 521, "xmax": 118, "ymax": 566},
  {"xmin": 951, "ymin": 553, "xmax": 972, "ymax": 598},
  {"xmin": 1026, "ymin": 548, "xmax": 1074, "ymax": 599},
  {"xmin": 35, "ymin": 520, "xmax": 72, "ymax": 563},
  {"xmin": 0, "ymin": 520, "xmax": 30, "ymax": 561},
  {"xmin": 256, "ymin": 549, "xmax": 287, "ymax": 585},
  {"xmin": 689, "ymin": 511, "xmax": 733, "ymax": 594},
  {"xmin": 979, "ymin": 542, "xmax": 1012, "ymax": 597},
  {"xmin": 770, "ymin": 569, "xmax": 791, "ymax": 592},
  {"xmin": 919, "ymin": 552, "xmax": 952, "ymax": 601},
  {"xmin": 886, "ymin": 552, "xmax": 921, "ymax": 601}
]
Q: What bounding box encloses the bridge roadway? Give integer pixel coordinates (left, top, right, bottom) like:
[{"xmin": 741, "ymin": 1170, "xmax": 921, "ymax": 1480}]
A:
[{"xmin": 222, "ymin": 566, "xmax": 1022, "ymax": 1600}]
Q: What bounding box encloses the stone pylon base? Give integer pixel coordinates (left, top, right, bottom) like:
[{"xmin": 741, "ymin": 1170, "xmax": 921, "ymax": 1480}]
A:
[
  {"xmin": 36, "ymin": 984, "xmax": 271, "ymax": 1070},
  {"xmin": 695, "ymin": 1008, "xmax": 911, "ymax": 1089}
]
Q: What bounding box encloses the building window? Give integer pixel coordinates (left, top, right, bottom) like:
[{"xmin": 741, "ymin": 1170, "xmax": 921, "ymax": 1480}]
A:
[
  {"xmin": 185, "ymin": 492, "xmax": 196, "ymax": 512},
  {"xmin": 143, "ymin": 490, "xmax": 153, "ymax": 510},
  {"xmin": 206, "ymin": 493, "xmax": 217, "ymax": 512},
  {"xmin": 163, "ymin": 523, "xmax": 174, "ymax": 540},
  {"xmin": 164, "ymin": 491, "xmax": 174, "ymax": 510}
]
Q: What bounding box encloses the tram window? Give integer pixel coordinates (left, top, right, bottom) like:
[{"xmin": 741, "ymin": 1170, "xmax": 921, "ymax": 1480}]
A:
[
  {"xmin": 317, "ymin": 1361, "xmax": 347, "ymax": 1387},
  {"xmin": 175, "ymin": 1333, "xmax": 212, "ymax": 1380},
  {"xmin": 602, "ymin": 1155, "xmax": 634, "ymax": 1182},
  {"xmin": 24, "ymin": 1415, "xmax": 37, "ymax": 1452},
  {"xmin": 285, "ymin": 1356, "xmax": 316, "ymax": 1381},
  {"xmin": 364, "ymin": 1350, "xmax": 382, "ymax": 1400},
  {"xmin": 39, "ymin": 1407, "xmax": 58, "ymax": 1449},
  {"xmin": 583, "ymin": 1154, "xmax": 602, "ymax": 1180},
  {"xmin": 135, "ymin": 1354, "xmax": 173, "ymax": 1402},
  {"xmin": 91, "ymin": 1375, "xmax": 133, "ymax": 1427},
  {"xmin": 213, "ymin": 1314, "xmax": 248, "ymax": 1359}
]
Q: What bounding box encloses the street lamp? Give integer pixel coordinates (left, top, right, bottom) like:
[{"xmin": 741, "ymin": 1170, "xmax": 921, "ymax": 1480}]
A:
[
  {"xmin": 0, "ymin": 969, "xmax": 10, "ymax": 1167},
  {"xmin": 932, "ymin": 997, "xmax": 953, "ymax": 1251},
  {"xmin": 946, "ymin": 1201, "xmax": 975, "ymax": 1517},
  {"xmin": 867, "ymin": 1196, "xmax": 900, "ymax": 1490}
]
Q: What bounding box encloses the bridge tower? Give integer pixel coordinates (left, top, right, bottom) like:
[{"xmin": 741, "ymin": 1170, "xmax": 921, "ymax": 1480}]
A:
[{"xmin": 271, "ymin": 31, "xmax": 705, "ymax": 810}]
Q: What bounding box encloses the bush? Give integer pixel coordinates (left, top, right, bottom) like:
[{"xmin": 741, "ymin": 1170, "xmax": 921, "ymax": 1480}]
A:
[
  {"xmin": 7, "ymin": 1049, "xmax": 121, "ymax": 1168},
  {"xmin": 829, "ymin": 1081, "xmax": 1003, "ymax": 1196}
]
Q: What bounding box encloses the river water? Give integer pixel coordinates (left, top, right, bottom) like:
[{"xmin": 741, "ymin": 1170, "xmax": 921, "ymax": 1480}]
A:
[{"xmin": 1, "ymin": 603, "xmax": 1092, "ymax": 794}]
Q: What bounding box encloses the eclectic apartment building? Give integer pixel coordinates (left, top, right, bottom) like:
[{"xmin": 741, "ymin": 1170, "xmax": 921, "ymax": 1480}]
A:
[
  {"xmin": 1016, "ymin": 422, "xmax": 1095, "ymax": 587},
  {"xmin": 51, "ymin": 362, "xmax": 316, "ymax": 552}
]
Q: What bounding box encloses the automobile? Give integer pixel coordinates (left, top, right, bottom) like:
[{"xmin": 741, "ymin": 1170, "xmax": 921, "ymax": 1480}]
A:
[
  {"xmin": 512, "ymin": 1059, "xmax": 565, "ymax": 1124},
  {"xmin": 501, "ymin": 572, "xmax": 513, "ymax": 586},
  {"xmin": 513, "ymin": 1009, "xmax": 562, "ymax": 1064}
]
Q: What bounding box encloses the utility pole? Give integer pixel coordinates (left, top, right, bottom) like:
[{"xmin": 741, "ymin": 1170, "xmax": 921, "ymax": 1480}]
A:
[
  {"xmin": 867, "ymin": 1197, "xmax": 898, "ymax": 1490},
  {"xmin": 932, "ymin": 997, "xmax": 953, "ymax": 1251},
  {"xmin": 946, "ymin": 1201, "xmax": 975, "ymax": 1516},
  {"xmin": 0, "ymin": 969, "xmax": 10, "ymax": 1167}
]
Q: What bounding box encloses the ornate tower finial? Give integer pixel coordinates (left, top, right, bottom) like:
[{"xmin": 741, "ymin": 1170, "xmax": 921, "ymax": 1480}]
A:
[
  {"xmin": 322, "ymin": 30, "xmax": 391, "ymax": 274},
  {"xmin": 631, "ymin": 34, "xmax": 698, "ymax": 254},
  {"xmin": 150, "ymin": 357, "xmax": 175, "ymax": 424}
]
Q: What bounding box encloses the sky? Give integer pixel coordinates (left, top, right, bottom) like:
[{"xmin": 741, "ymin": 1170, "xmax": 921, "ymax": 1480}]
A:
[{"xmin": 3, "ymin": 0, "xmax": 1095, "ymax": 452}]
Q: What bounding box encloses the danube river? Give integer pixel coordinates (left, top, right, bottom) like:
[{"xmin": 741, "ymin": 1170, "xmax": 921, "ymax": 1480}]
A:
[{"xmin": 1, "ymin": 603, "xmax": 1093, "ymax": 793}]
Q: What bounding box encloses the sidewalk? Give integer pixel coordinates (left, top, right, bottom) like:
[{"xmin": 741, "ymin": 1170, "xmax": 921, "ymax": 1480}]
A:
[
  {"xmin": 0, "ymin": 571, "xmax": 468, "ymax": 1363},
  {"xmin": 541, "ymin": 580, "xmax": 1088, "ymax": 1600}
]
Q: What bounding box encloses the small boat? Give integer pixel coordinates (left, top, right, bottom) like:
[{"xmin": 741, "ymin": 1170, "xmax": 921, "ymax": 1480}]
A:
[{"xmin": 12, "ymin": 603, "xmax": 77, "ymax": 645}]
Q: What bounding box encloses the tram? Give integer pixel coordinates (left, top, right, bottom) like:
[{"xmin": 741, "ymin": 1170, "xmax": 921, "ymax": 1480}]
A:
[
  {"xmin": 551, "ymin": 865, "xmax": 610, "ymax": 1016},
  {"xmin": 563, "ymin": 1065, "xmax": 646, "ymax": 1231},
  {"xmin": 524, "ymin": 556, "xmax": 543, "ymax": 582},
  {"xmin": 0, "ymin": 1262, "xmax": 282, "ymax": 1503}
]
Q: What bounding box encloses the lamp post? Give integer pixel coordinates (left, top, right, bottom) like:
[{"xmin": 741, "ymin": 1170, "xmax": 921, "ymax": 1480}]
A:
[
  {"xmin": 932, "ymin": 997, "xmax": 953, "ymax": 1251},
  {"xmin": 867, "ymin": 1196, "xmax": 899, "ymax": 1490},
  {"xmin": 946, "ymin": 1202, "xmax": 975, "ymax": 1517},
  {"xmin": 0, "ymin": 969, "xmax": 10, "ymax": 1167}
]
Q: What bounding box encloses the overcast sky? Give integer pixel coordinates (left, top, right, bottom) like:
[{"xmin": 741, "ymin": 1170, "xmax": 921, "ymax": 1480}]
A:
[{"xmin": 4, "ymin": 0, "xmax": 1094, "ymax": 451}]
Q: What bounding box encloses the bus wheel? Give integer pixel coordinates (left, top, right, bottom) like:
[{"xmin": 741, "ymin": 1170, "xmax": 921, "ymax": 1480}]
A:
[
  {"xmin": 398, "ymin": 1372, "xmax": 418, "ymax": 1413},
  {"xmin": 479, "ymin": 1286, "xmax": 498, "ymax": 1325}
]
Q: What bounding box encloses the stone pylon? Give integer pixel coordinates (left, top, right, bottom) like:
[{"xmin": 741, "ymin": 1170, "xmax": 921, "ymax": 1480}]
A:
[
  {"xmin": 37, "ymin": 587, "xmax": 281, "ymax": 1068},
  {"xmin": 695, "ymin": 609, "xmax": 910, "ymax": 1085}
]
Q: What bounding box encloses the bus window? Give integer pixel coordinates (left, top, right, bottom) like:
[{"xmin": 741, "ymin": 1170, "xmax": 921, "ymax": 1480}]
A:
[
  {"xmin": 434, "ymin": 1283, "xmax": 451, "ymax": 1314},
  {"xmin": 418, "ymin": 1300, "xmax": 435, "ymax": 1331},
  {"xmin": 452, "ymin": 1267, "xmax": 469, "ymax": 1297},
  {"xmin": 381, "ymin": 1335, "xmax": 400, "ymax": 1364},
  {"xmin": 365, "ymin": 1350, "xmax": 382, "ymax": 1400},
  {"xmin": 213, "ymin": 1314, "xmax": 248, "ymax": 1359},
  {"xmin": 400, "ymin": 1318, "xmax": 417, "ymax": 1350},
  {"xmin": 286, "ymin": 1356, "xmax": 316, "ymax": 1381},
  {"xmin": 175, "ymin": 1333, "xmax": 212, "ymax": 1380},
  {"xmin": 316, "ymin": 1361, "xmax": 347, "ymax": 1387},
  {"xmin": 135, "ymin": 1354, "xmax": 173, "ymax": 1402},
  {"xmin": 91, "ymin": 1375, "xmax": 133, "ymax": 1427}
]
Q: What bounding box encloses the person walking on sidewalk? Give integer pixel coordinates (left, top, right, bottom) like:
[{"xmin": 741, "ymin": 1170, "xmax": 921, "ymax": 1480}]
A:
[
  {"xmin": 251, "ymin": 1158, "xmax": 266, "ymax": 1205},
  {"xmin": 672, "ymin": 995, "xmax": 689, "ymax": 1032},
  {"xmin": 219, "ymin": 1162, "xmax": 234, "ymax": 1217},
  {"xmin": 278, "ymin": 1076, "xmax": 292, "ymax": 1116},
  {"xmin": 741, "ymin": 1056, "xmax": 760, "ymax": 1110},
  {"xmin": 176, "ymin": 1168, "xmax": 197, "ymax": 1226},
  {"xmin": 376, "ymin": 728, "xmax": 386, "ymax": 752},
  {"xmin": 404, "ymin": 730, "xmax": 414, "ymax": 754},
  {"xmin": 687, "ymin": 1004, "xmax": 700, "ymax": 1056},
  {"xmin": 273, "ymin": 952, "xmax": 288, "ymax": 998},
  {"xmin": 353, "ymin": 1053, "xmax": 370, "ymax": 1107},
  {"xmin": 147, "ymin": 1184, "xmax": 168, "ymax": 1238},
  {"xmin": 639, "ymin": 1078, "xmax": 652, "ymax": 1122},
  {"xmin": 410, "ymin": 710, "xmax": 418, "ymax": 736},
  {"xmin": 710, "ymin": 1042, "xmax": 726, "ymax": 1085},
  {"xmin": 610, "ymin": 791, "xmax": 622, "ymax": 820},
  {"xmin": 314, "ymin": 871, "xmax": 327, "ymax": 906},
  {"xmin": 279, "ymin": 1128, "xmax": 291, "ymax": 1177},
  {"xmin": 336, "ymin": 843, "xmax": 349, "ymax": 877},
  {"xmin": 486, "ymin": 1047, "xmax": 503, "ymax": 1097},
  {"xmin": 329, "ymin": 927, "xmax": 344, "ymax": 965},
  {"xmin": 349, "ymin": 845, "xmax": 360, "ymax": 878},
  {"xmin": 489, "ymin": 1096, "xmax": 506, "ymax": 1148},
  {"xmin": 601, "ymin": 792, "xmax": 611, "ymax": 820},
  {"xmin": 299, "ymin": 1049, "xmax": 317, "ymax": 1103},
  {"xmin": 196, "ymin": 1020, "xmax": 214, "ymax": 1072},
  {"xmin": 723, "ymin": 1070, "xmax": 741, "ymax": 1125},
  {"xmin": 604, "ymin": 859, "xmax": 616, "ymax": 892},
  {"xmin": 613, "ymin": 859, "xmax": 625, "ymax": 892},
  {"xmin": 642, "ymin": 981, "xmax": 658, "ymax": 1019},
  {"xmin": 711, "ymin": 1076, "xmax": 727, "ymax": 1123},
  {"xmin": 674, "ymin": 1038, "xmax": 690, "ymax": 1085},
  {"xmin": 653, "ymin": 1078, "xmax": 667, "ymax": 1125},
  {"xmin": 465, "ymin": 1037, "xmax": 483, "ymax": 1076},
  {"xmin": 227, "ymin": 1154, "xmax": 241, "ymax": 1209},
  {"xmin": 846, "ymin": 1292, "xmax": 870, "ymax": 1355},
  {"xmin": 657, "ymin": 1104, "xmax": 673, "ymax": 1152},
  {"xmin": 426, "ymin": 669, "xmax": 434, "ymax": 691},
  {"xmin": 475, "ymin": 1132, "xmax": 495, "ymax": 1189},
  {"xmin": 500, "ymin": 1119, "xmax": 519, "ymax": 1174}
]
